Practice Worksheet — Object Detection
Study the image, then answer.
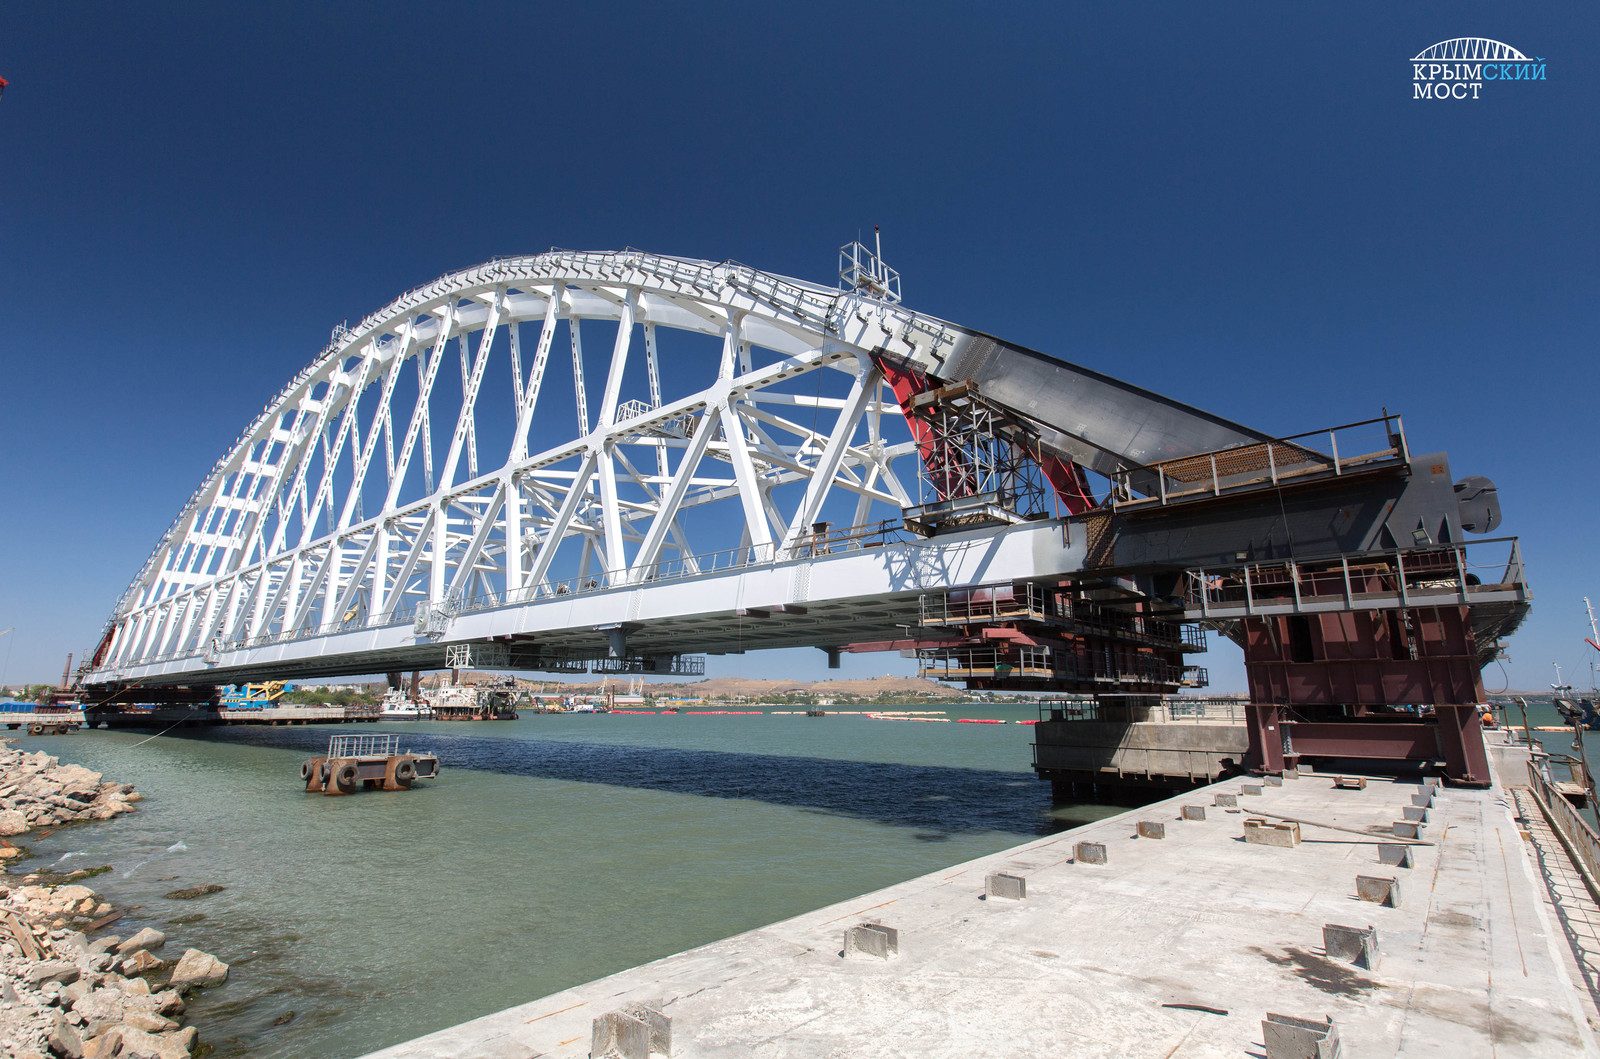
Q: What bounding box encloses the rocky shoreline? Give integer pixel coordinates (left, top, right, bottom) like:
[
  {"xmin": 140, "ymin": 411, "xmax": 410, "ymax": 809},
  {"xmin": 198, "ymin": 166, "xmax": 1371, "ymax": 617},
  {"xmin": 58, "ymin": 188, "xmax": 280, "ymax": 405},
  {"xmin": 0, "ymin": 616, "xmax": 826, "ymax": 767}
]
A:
[{"xmin": 0, "ymin": 741, "xmax": 224, "ymax": 1058}]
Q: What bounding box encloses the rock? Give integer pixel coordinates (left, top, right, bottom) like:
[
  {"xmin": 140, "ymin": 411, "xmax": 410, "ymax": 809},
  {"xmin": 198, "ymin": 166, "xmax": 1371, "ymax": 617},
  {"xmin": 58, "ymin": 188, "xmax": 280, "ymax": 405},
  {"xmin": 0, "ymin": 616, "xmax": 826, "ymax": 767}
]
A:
[
  {"xmin": 43, "ymin": 766, "xmax": 102, "ymax": 801},
  {"xmin": 48, "ymin": 1012, "xmax": 85, "ymax": 1058},
  {"xmin": 60, "ymin": 981, "xmax": 88, "ymax": 1008},
  {"xmin": 72, "ymin": 987, "xmax": 128, "ymax": 1027},
  {"xmin": 56, "ymin": 930, "xmax": 90, "ymax": 956},
  {"xmin": 156, "ymin": 1026, "xmax": 196, "ymax": 1059},
  {"xmin": 124, "ymin": 794, "xmax": 144, "ymax": 804},
  {"xmin": 80, "ymin": 1033, "xmax": 119, "ymax": 1059},
  {"xmin": 117, "ymin": 929, "xmax": 165, "ymax": 955},
  {"xmin": 166, "ymin": 949, "xmax": 227, "ymax": 990},
  {"xmin": 26, "ymin": 960, "xmax": 81, "ymax": 986},
  {"xmin": 111, "ymin": 1026, "xmax": 166, "ymax": 1059},
  {"xmin": 0, "ymin": 845, "xmax": 24, "ymax": 858},
  {"xmin": 89, "ymin": 936, "xmax": 122, "ymax": 955},
  {"xmin": 121, "ymin": 951, "xmax": 164, "ymax": 976},
  {"xmin": 122, "ymin": 1012, "xmax": 176, "ymax": 1034},
  {"xmin": 0, "ymin": 808, "xmax": 31, "ymax": 836},
  {"xmin": 160, "ymin": 886, "xmax": 223, "ymax": 901},
  {"xmin": 150, "ymin": 991, "xmax": 183, "ymax": 1017},
  {"xmin": 121, "ymin": 977, "xmax": 151, "ymax": 996}
]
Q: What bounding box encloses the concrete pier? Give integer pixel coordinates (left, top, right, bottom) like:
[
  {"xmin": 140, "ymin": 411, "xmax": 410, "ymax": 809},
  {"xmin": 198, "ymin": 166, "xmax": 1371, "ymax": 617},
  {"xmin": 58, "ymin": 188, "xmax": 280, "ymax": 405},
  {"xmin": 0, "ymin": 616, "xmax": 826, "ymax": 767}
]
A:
[{"xmin": 366, "ymin": 743, "xmax": 1598, "ymax": 1058}]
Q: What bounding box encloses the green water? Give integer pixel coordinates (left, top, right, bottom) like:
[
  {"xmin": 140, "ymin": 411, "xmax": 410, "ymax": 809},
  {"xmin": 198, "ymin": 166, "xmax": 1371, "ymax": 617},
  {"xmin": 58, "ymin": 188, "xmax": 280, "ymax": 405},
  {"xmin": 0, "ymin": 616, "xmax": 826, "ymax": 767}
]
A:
[{"xmin": 14, "ymin": 705, "xmax": 1104, "ymax": 1057}]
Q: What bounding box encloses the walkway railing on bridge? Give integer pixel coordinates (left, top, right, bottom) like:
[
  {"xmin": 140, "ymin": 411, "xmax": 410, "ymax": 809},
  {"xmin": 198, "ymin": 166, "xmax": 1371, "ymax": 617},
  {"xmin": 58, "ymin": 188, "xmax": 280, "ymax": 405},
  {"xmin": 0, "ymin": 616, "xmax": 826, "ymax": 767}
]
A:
[
  {"xmin": 1183, "ymin": 537, "xmax": 1528, "ymax": 619},
  {"xmin": 1525, "ymin": 757, "xmax": 1600, "ymax": 908},
  {"xmin": 1108, "ymin": 414, "xmax": 1409, "ymax": 510}
]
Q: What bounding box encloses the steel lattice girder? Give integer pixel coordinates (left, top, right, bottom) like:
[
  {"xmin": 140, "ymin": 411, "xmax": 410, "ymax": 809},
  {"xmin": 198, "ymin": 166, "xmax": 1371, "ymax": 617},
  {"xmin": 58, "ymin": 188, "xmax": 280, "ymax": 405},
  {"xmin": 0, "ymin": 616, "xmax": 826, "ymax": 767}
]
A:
[{"xmin": 88, "ymin": 250, "xmax": 1287, "ymax": 685}]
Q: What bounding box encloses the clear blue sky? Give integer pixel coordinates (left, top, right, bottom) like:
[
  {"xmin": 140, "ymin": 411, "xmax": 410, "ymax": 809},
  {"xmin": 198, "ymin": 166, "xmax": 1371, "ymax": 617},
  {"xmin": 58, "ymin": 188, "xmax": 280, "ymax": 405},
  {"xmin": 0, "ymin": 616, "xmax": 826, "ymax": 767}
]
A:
[{"xmin": 0, "ymin": 3, "xmax": 1594, "ymax": 692}]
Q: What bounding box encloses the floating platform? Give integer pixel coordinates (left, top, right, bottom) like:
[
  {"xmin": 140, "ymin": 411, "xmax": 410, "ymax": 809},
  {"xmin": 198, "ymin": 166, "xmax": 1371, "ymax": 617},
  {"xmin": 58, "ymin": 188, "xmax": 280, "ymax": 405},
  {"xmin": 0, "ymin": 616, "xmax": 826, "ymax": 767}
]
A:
[
  {"xmin": 301, "ymin": 734, "xmax": 439, "ymax": 795},
  {"xmin": 363, "ymin": 733, "xmax": 1594, "ymax": 1058},
  {"xmin": 95, "ymin": 705, "xmax": 381, "ymax": 728}
]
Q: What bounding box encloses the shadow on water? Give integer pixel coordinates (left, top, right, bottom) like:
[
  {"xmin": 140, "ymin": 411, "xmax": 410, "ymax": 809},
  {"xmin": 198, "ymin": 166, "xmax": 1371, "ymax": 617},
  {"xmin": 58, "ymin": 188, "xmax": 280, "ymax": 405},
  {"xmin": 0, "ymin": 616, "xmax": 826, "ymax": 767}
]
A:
[{"xmin": 159, "ymin": 726, "xmax": 1072, "ymax": 838}]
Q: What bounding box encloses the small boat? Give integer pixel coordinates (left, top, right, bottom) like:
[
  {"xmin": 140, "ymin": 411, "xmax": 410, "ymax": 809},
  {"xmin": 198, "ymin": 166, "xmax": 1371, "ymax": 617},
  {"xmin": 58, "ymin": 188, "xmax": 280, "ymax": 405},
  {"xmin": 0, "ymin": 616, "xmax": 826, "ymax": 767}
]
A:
[{"xmin": 379, "ymin": 688, "xmax": 434, "ymax": 719}]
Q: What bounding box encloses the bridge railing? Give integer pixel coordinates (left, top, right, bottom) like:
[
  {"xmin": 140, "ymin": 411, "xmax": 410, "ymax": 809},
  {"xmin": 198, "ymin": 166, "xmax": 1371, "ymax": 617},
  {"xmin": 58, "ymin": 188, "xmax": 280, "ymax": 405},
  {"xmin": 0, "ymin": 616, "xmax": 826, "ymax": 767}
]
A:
[
  {"xmin": 1109, "ymin": 414, "xmax": 1409, "ymax": 510},
  {"xmin": 1526, "ymin": 758, "xmax": 1600, "ymax": 907},
  {"xmin": 1183, "ymin": 537, "xmax": 1528, "ymax": 618},
  {"xmin": 123, "ymin": 518, "xmax": 920, "ymax": 669}
]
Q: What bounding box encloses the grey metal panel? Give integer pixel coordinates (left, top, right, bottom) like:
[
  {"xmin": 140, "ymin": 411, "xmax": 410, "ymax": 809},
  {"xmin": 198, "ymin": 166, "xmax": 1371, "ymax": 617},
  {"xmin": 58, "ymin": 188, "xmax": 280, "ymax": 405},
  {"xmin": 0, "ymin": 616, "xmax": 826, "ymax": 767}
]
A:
[{"xmin": 932, "ymin": 326, "xmax": 1272, "ymax": 477}]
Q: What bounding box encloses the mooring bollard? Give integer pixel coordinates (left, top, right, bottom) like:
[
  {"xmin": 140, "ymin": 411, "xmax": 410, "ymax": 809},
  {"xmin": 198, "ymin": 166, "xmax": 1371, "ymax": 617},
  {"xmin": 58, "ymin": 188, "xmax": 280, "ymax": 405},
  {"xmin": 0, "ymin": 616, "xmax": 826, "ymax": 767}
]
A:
[
  {"xmin": 1074, "ymin": 840, "xmax": 1108, "ymax": 865},
  {"xmin": 1137, "ymin": 820, "xmax": 1166, "ymax": 839},
  {"xmin": 1356, "ymin": 875, "xmax": 1402, "ymax": 907},
  {"xmin": 1323, "ymin": 923, "xmax": 1380, "ymax": 970},
  {"xmin": 1263, "ymin": 1013, "xmax": 1339, "ymax": 1059},
  {"xmin": 1182, "ymin": 805, "xmax": 1207, "ymax": 821},
  {"xmin": 844, "ymin": 922, "xmax": 899, "ymax": 959},
  {"xmin": 1377, "ymin": 843, "xmax": 1415, "ymax": 869},
  {"xmin": 985, "ymin": 872, "xmax": 1026, "ymax": 900}
]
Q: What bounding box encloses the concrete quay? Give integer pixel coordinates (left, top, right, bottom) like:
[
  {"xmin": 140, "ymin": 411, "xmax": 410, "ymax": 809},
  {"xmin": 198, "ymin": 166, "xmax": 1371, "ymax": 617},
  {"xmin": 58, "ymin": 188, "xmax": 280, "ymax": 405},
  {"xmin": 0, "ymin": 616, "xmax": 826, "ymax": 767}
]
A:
[{"xmin": 367, "ymin": 751, "xmax": 1597, "ymax": 1058}]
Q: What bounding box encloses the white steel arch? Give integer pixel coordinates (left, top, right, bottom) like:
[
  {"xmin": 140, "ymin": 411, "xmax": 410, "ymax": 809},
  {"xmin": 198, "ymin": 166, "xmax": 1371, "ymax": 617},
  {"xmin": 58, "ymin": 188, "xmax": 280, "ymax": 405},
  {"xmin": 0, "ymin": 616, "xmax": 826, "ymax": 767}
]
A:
[
  {"xmin": 94, "ymin": 250, "xmax": 986, "ymax": 679},
  {"xmin": 1411, "ymin": 39, "xmax": 1531, "ymax": 63}
]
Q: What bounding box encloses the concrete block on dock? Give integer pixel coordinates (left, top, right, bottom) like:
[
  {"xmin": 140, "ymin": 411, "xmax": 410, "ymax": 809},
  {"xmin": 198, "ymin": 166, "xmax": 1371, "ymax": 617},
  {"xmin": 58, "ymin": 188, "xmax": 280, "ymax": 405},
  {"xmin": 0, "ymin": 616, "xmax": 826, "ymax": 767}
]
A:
[
  {"xmin": 1283, "ymin": 766, "xmax": 1300, "ymax": 779},
  {"xmin": 1333, "ymin": 776, "xmax": 1366, "ymax": 790},
  {"xmin": 1356, "ymin": 875, "xmax": 1401, "ymax": 907},
  {"xmin": 1137, "ymin": 820, "xmax": 1166, "ymax": 839},
  {"xmin": 1377, "ymin": 843, "xmax": 1415, "ymax": 869},
  {"xmin": 1242, "ymin": 783, "xmax": 1264, "ymax": 796},
  {"xmin": 1244, "ymin": 818, "xmax": 1301, "ymax": 847},
  {"xmin": 1392, "ymin": 821, "xmax": 1421, "ymax": 839},
  {"xmin": 1411, "ymin": 792, "xmax": 1434, "ymax": 808},
  {"xmin": 592, "ymin": 1010, "xmax": 650, "ymax": 1059},
  {"xmin": 1182, "ymin": 805, "xmax": 1206, "ymax": 821},
  {"xmin": 1323, "ymin": 923, "xmax": 1380, "ymax": 970},
  {"xmin": 844, "ymin": 923, "xmax": 898, "ymax": 959},
  {"xmin": 1214, "ymin": 793, "xmax": 1238, "ymax": 807},
  {"xmin": 1074, "ymin": 841, "xmax": 1108, "ymax": 865},
  {"xmin": 1263, "ymin": 1013, "xmax": 1339, "ymax": 1059},
  {"xmin": 985, "ymin": 873, "xmax": 1026, "ymax": 900},
  {"xmin": 1403, "ymin": 806, "xmax": 1428, "ymax": 823},
  {"xmin": 1265, "ymin": 775, "xmax": 1283, "ymax": 787}
]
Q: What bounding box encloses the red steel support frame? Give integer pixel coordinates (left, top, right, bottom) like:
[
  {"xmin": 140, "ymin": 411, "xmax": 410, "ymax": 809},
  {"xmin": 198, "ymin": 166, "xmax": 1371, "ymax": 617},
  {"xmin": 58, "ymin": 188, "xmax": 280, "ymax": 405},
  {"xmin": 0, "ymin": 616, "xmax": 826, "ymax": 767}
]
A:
[{"xmin": 1240, "ymin": 602, "xmax": 1491, "ymax": 787}]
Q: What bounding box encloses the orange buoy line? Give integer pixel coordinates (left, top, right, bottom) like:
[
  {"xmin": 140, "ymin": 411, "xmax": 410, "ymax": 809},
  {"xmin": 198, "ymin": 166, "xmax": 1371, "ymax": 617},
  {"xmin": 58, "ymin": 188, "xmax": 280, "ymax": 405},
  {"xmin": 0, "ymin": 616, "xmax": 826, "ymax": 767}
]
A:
[{"xmin": 957, "ymin": 718, "xmax": 1006, "ymax": 724}]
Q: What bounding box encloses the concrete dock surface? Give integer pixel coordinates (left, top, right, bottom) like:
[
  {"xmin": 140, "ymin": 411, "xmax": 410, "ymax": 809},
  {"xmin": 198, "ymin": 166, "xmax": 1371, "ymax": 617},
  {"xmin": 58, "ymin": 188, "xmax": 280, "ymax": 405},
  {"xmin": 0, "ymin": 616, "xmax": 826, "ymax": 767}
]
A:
[{"xmin": 368, "ymin": 754, "xmax": 1598, "ymax": 1058}]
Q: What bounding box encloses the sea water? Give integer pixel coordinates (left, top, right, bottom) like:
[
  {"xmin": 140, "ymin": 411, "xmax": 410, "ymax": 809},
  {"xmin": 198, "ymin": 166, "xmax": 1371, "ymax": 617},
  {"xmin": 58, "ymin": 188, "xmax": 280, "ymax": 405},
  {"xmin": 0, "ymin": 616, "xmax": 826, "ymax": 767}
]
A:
[{"xmin": 16, "ymin": 705, "xmax": 1104, "ymax": 1057}]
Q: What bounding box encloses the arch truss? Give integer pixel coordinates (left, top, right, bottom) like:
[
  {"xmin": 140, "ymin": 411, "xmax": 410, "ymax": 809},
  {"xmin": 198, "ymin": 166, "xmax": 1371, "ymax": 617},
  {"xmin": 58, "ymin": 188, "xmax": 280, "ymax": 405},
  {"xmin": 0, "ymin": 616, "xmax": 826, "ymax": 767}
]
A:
[{"xmin": 95, "ymin": 251, "xmax": 998, "ymax": 678}]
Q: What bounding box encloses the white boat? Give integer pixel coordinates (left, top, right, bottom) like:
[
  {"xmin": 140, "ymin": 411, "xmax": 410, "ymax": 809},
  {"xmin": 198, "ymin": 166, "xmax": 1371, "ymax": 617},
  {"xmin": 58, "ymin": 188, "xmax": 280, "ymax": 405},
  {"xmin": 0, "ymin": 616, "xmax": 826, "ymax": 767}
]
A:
[{"xmin": 380, "ymin": 688, "xmax": 433, "ymax": 719}]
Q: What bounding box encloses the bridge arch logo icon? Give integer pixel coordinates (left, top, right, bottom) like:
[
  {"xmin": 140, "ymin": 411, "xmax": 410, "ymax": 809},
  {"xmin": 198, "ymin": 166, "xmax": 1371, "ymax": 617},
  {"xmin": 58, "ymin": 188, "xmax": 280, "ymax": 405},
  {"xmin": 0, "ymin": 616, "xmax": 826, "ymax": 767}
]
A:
[{"xmin": 1411, "ymin": 38, "xmax": 1545, "ymax": 100}]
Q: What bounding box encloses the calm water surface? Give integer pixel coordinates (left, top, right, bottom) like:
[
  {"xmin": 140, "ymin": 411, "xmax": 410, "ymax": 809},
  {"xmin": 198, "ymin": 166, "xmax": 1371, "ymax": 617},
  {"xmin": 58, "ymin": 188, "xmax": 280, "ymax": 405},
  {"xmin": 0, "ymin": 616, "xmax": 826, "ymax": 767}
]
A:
[{"xmin": 18, "ymin": 705, "xmax": 1105, "ymax": 1057}]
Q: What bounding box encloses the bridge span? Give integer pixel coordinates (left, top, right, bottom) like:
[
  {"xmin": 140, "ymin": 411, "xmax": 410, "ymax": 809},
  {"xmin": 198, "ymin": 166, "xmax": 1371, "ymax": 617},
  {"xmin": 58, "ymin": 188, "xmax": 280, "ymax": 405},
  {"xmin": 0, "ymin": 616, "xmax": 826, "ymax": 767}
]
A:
[{"xmin": 83, "ymin": 245, "xmax": 1530, "ymax": 785}]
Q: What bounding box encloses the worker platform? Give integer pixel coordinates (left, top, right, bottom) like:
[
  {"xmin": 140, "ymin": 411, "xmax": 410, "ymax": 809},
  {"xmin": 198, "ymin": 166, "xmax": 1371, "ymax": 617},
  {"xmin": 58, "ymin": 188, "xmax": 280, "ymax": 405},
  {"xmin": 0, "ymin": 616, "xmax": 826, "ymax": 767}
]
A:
[{"xmin": 362, "ymin": 733, "xmax": 1597, "ymax": 1058}]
